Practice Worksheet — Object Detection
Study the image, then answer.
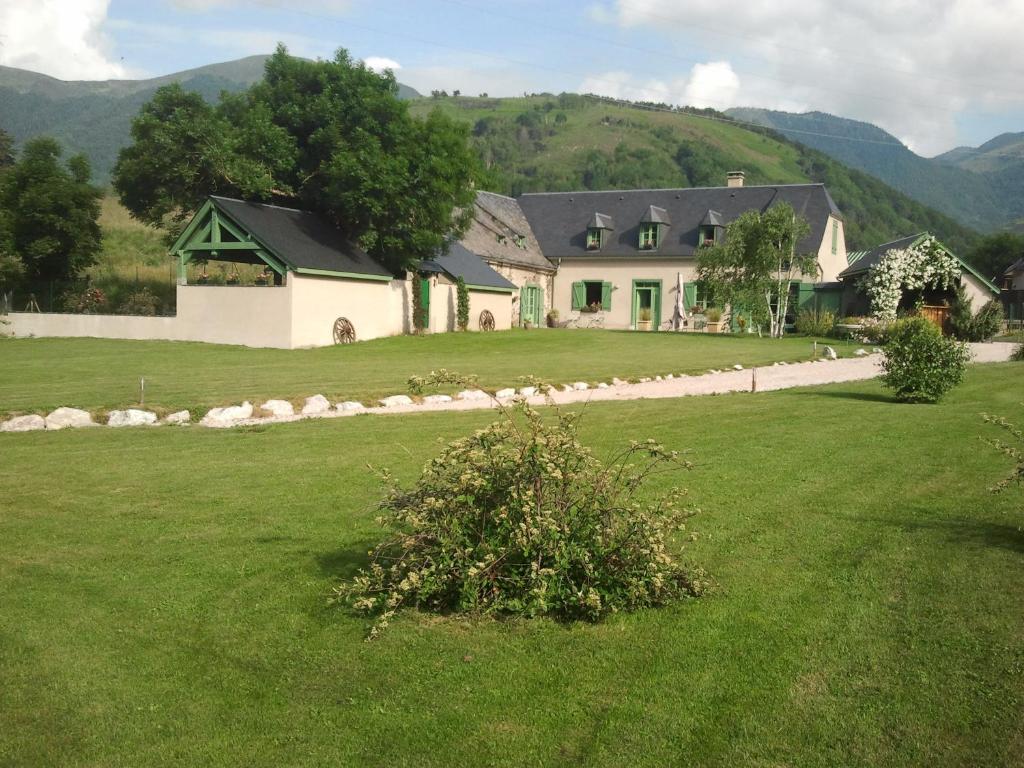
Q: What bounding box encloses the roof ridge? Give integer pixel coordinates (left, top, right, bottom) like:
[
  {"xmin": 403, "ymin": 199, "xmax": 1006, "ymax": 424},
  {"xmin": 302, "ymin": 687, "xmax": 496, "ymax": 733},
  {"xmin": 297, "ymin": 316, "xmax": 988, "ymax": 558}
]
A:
[
  {"xmin": 518, "ymin": 183, "xmax": 825, "ymax": 197},
  {"xmin": 210, "ymin": 195, "xmax": 311, "ymax": 215}
]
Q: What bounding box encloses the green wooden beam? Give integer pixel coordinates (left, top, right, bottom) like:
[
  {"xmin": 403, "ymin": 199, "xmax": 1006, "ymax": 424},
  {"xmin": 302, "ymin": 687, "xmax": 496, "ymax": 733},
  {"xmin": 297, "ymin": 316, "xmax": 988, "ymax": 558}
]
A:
[
  {"xmin": 293, "ymin": 267, "xmax": 392, "ymax": 282},
  {"xmin": 183, "ymin": 242, "xmax": 263, "ymax": 252},
  {"xmin": 168, "ymin": 199, "xmax": 214, "ymax": 254},
  {"xmin": 465, "ymin": 283, "xmax": 514, "ymax": 294}
]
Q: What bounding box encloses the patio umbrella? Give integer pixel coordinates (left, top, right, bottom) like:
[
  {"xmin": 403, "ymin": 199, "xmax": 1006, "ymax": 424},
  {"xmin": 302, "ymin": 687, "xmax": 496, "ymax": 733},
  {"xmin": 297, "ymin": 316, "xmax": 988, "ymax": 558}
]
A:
[{"xmin": 672, "ymin": 271, "xmax": 688, "ymax": 331}]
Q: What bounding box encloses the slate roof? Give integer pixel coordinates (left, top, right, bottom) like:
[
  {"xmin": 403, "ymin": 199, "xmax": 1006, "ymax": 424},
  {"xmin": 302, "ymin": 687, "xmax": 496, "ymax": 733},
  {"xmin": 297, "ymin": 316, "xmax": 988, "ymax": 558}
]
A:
[
  {"xmin": 459, "ymin": 191, "xmax": 554, "ymax": 272},
  {"xmin": 838, "ymin": 233, "xmax": 926, "ymax": 278},
  {"xmin": 589, "ymin": 212, "xmax": 614, "ymax": 230},
  {"xmin": 517, "ymin": 184, "xmax": 842, "ymax": 259},
  {"xmin": 433, "ymin": 242, "xmax": 516, "ymax": 291},
  {"xmin": 209, "ymin": 196, "xmax": 392, "ymax": 278},
  {"xmin": 641, "ymin": 205, "xmax": 671, "ymax": 225}
]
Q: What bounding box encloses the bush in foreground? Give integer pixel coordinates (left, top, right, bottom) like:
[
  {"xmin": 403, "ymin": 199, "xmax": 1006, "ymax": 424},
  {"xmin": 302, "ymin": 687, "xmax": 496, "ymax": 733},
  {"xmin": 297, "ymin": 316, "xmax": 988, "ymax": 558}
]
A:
[
  {"xmin": 338, "ymin": 403, "xmax": 706, "ymax": 637},
  {"xmin": 880, "ymin": 316, "xmax": 969, "ymax": 403}
]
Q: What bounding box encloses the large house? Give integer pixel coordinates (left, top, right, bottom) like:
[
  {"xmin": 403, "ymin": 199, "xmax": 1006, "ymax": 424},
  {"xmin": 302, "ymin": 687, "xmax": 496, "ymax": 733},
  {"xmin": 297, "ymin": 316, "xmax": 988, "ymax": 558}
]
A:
[{"xmin": 515, "ymin": 172, "xmax": 847, "ymax": 330}]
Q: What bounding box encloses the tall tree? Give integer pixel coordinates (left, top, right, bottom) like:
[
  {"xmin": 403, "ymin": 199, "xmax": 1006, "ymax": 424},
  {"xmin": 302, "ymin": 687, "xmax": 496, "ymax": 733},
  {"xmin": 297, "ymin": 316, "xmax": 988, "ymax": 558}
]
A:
[
  {"xmin": 697, "ymin": 203, "xmax": 815, "ymax": 338},
  {"xmin": 113, "ymin": 46, "xmax": 479, "ymax": 273},
  {"xmin": 2, "ymin": 137, "xmax": 102, "ymax": 283},
  {"xmin": 967, "ymin": 231, "xmax": 1024, "ymax": 282}
]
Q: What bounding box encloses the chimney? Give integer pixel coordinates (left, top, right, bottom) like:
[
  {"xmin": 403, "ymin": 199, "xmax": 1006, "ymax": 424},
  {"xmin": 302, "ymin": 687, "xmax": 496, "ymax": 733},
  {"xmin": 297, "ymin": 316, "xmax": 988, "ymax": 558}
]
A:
[{"xmin": 726, "ymin": 171, "xmax": 745, "ymax": 188}]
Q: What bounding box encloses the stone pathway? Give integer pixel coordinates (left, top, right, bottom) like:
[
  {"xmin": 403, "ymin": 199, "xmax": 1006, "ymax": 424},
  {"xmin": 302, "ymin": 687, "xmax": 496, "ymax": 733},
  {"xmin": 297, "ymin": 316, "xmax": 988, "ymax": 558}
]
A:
[{"xmin": 1, "ymin": 342, "xmax": 1017, "ymax": 432}]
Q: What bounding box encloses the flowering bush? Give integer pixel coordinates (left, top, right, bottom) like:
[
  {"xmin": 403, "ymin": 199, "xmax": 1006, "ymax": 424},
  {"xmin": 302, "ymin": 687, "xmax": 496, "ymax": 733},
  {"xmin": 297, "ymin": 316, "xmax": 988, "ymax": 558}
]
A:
[
  {"xmin": 118, "ymin": 287, "xmax": 160, "ymax": 316},
  {"xmin": 61, "ymin": 286, "xmax": 108, "ymax": 314},
  {"xmin": 338, "ymin": 403, "xmax": 706, "ymax": 638},
  {"xmin": 862, "ymin": 236, "xmax": 960, "ymax": 321},
  {"xmin": 880, "ymin": 316, "xmax": 970, "ymax": 403}
]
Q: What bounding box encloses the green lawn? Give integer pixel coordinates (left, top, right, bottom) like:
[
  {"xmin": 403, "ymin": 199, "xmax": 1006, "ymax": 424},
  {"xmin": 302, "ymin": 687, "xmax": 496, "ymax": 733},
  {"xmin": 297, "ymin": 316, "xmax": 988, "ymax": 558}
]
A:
[
  {"xmin": 1, "ymin": 365, "xmax": 1022, "ymax": 766},
  {"xmin": 0, "ymin": 330, "xmax": 841, "ymax": 418}
]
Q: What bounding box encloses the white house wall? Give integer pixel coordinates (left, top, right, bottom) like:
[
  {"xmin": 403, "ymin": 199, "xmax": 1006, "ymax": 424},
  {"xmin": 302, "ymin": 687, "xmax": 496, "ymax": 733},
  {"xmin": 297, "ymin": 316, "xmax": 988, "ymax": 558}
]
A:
[
  {"xmin": 817, "ymin": 216, "xmax": 847, "ymax": 282},
  {"xmin": 288, "ymin": 273, "xmax": 407, "ymax": 346},
  {"xmin": 553, "ymin": 258, "xmax": 699, "ymax": 330},
  {"xmin": 960, "ymin": 272, "xmax": 997, "ymax": 312},
  {"xmin": 427, "ymin": 276, "xmax": 513, "ymax": 333}
]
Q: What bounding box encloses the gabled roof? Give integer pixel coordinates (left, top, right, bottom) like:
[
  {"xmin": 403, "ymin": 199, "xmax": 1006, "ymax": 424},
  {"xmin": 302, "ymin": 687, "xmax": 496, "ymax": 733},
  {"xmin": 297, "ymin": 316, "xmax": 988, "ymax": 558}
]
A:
[
  {"xmin": 838, "ymin": 232, "xmax": 1000, "ymax": 294},
  {"xmin": 1006, "ymin": 257, "xmax": 1024, "ymax": 276},
  {"xmin": 205, "ymin": 196, "xmax": 392, "ymax": 279},
  {"xmin": 838, "ymin": 233, "xmax": 923, "ymax": 278},
  {"xmin": 459, "ymin": 191, "xmax": 554, "ymax": 272},
  {"xmin": 589, "ymin": 212, "xmax": 614, "ymax": 230},
  {"xmin": 432, "ymin": 242, "xmax": 516, "ymax": 292},
  {"xmin": 641, "ymin": 205, "xmax": 671, "ymax": 225},
  {"xmin": 517, "ymin": 183, "xmax": 841, "ymax": 259}
]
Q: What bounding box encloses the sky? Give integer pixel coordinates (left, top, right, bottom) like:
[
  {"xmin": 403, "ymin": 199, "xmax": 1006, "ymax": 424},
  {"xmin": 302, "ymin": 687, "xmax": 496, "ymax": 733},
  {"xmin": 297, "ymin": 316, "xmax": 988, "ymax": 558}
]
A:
[{"xmin": 1, "ymin": 0, "xmax": 1023, "ymax": 157}]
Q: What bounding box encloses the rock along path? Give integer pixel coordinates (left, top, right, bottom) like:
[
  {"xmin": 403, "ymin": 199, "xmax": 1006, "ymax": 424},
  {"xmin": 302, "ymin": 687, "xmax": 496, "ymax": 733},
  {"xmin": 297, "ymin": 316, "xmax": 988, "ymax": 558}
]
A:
[{"xmin": 232, "ymin": 342, "xmax": 1017, "ymax": 426}]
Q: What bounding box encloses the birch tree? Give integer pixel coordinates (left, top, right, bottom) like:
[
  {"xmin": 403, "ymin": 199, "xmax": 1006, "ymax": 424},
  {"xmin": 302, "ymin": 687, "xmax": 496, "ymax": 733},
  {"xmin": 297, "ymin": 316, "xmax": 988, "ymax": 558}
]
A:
[{"xmin": 697, "ymin": 203, "xmax": 816, "ymax": 338}]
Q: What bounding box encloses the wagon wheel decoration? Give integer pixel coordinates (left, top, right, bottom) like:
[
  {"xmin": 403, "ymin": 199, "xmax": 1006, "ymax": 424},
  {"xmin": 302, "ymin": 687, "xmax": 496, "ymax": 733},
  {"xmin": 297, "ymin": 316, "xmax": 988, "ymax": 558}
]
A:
[
  {"xmin": 332, "ymin": 317, "xmax": 356, "ymax": 344},
  {"xmin": 479, "ymin": 309, "xmax": 495, "ymax": 332}
]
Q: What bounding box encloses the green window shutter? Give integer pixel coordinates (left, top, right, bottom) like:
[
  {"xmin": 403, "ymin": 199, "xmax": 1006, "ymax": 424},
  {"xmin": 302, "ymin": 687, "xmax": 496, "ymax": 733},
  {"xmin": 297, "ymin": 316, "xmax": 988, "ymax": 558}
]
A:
[
  {"xmin": 571, "ymin": 282, "xmax": 585, "ymax": 310},
  {"xmin": 601, "ymin": 282, "xmax": 612, "ymax": 310},
  {"xmin": 683, "ymin": 282, "xmax": 697, "ymax": 311}
]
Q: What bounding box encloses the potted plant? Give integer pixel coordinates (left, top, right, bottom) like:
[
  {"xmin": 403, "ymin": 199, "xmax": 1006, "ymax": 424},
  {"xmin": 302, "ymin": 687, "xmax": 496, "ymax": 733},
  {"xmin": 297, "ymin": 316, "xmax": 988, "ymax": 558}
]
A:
[
  {"xmin": 546, "ymin": 308, "xmax": 560, "ymax": 328},
  {"xmin": 705, "ymin": 306, "xmax": 723, "ymax": 333},
  {"xmin": 636, "ymin": 307, "xmax": 652, "ymax": 331},
  {"xmin": 580, "ymin": 301, "xmax": 602, "ymax": 314},
  {"xmin": 225, "ymin": 269, "xmax": 241, "ymax": 286},
  {"xmin": 254, "ymin": 269, "xmax": 271, "ymax": 286}
]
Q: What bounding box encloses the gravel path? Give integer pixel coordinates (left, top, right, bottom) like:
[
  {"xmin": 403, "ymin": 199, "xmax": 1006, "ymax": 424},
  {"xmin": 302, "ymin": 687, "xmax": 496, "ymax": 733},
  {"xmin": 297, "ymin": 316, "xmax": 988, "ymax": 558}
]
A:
[{"xmin": 298, "ymin": 341, "xmax": 1019, "ymax": 420}]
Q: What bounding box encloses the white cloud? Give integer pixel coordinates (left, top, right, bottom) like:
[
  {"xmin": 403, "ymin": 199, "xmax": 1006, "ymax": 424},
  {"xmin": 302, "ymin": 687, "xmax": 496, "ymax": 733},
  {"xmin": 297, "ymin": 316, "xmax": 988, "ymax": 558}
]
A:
[
  {"xmin": 0, "ymin": 0, "xmax": 127, "ymax": 80},
  {"xmin": 364, "ymin": 56, "xmax": 401, "ymax": 73},
  {"xmin": 684, "ymin": 62, "xmax": 740, "ymax": 110},
  {"xmin": 590, "ymin": 0, "xmax": 1024, "ymax": 155},
  {"xmin": 578, "ymin": 62, "xmax": 740, "ymax": 111}
]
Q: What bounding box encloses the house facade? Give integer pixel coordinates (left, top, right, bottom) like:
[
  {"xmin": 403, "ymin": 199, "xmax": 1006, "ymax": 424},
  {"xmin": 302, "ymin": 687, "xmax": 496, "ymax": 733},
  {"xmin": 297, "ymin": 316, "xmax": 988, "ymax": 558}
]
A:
[
  {"xmin": 455, "ymin": 191, "xmax": 556, "ymax": 327},
  {"xmin": 517, "ymin": 173, "xmax": 848, "ymax": 331}
]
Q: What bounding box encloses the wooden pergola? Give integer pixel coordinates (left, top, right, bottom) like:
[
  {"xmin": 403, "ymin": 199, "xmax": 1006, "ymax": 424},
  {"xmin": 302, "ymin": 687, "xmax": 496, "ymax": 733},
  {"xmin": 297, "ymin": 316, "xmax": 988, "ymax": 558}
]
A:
[{"xmin": 170, "ymin": 199, "xmax": 287, "ymax": 285}]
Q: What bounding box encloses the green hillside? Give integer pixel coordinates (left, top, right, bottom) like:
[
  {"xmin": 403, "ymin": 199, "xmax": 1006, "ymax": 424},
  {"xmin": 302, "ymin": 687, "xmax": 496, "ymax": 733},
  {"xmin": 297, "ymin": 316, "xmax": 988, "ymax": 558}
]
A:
[
  {"xmin": 727, "ymin": 108, "xmax": 1023, "ymax": 233},
  {"xmin": 411, "ymin": 95, "xmax": 980, "ymax": 253}
]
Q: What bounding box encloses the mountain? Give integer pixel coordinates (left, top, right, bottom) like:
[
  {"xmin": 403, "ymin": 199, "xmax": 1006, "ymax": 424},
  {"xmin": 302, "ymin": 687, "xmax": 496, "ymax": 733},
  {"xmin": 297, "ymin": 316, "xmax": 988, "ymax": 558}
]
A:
[
  {"xmin": 411, "ymin": 94, "xmax": 980, "ymax": 254},
  {"xmin": 0, "ymin": 56, "xmax": 421, "ymax": 182},
  {"xmin": 725, "ymin": 108, "xmax": 1011, "ymax": 233}
]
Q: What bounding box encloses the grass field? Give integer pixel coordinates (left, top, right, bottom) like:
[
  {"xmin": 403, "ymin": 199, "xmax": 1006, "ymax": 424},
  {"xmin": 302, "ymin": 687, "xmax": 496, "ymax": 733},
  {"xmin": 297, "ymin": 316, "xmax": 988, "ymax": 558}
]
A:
[
  {"xmin": 0, "ymin": 330, "xmax": 844, "ymax": 418},
  {"xmin": 1, "ymin": 365, "xmax": 1022, "ymax": 766}
]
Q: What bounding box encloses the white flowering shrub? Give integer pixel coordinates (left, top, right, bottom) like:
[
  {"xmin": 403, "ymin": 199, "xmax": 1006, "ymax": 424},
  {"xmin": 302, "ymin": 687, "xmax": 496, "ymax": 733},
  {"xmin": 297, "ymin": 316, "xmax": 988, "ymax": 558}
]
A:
[
  {"xmin": 338, "ymin": 403, "xmax": 706, "ymax": 637},
  {"xmin": 862, "ymin": 236, "xmax": 960, "ymax": 321}
]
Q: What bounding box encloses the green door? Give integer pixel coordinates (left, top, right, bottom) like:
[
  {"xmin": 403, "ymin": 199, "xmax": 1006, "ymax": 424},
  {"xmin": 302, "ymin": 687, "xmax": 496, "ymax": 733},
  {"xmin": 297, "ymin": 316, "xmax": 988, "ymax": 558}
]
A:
[
  {"xmin": 632, "ymin": 280, "xmax": 662, "ymax": 331},
  {"xmin": 521, "ymin": 284, "xmax": 542, "ymax": 326},
  {"xmin": 418, "ymin": 277, "xmax": 431, "ymax": 330}
]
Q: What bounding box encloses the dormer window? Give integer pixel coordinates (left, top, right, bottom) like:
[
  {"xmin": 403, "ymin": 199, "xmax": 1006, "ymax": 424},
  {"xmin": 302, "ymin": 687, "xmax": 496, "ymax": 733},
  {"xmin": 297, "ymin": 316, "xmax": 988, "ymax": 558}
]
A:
[
  {"xmin": 496, "ymin": 233, "xmax": 507, "ymax": 245},
  {"xmin": 639, "ymin": 223, "xmax": 660, "ymax": 250},
  {"xmin": 586, "ymin": 212, "xmax": 614, "ymax": 251},
  {"xmin": 514, "ymin": 234, "xmax": 526, "ymax": 249},
  {"xmin": 698, "ymin": 209, "xmax": 724, "ymax": 248},
  {"xmin": 639, "ymin": 205, "xmax": 670, "ymax": 251}
]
